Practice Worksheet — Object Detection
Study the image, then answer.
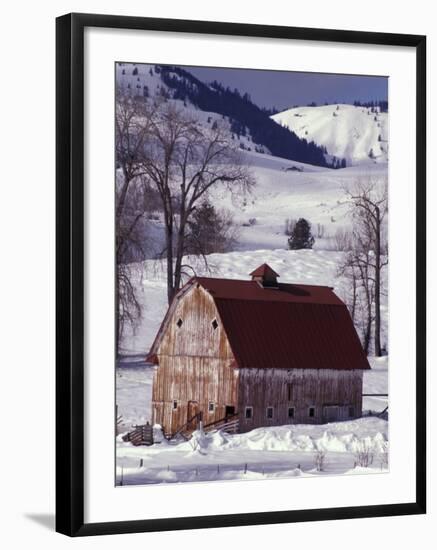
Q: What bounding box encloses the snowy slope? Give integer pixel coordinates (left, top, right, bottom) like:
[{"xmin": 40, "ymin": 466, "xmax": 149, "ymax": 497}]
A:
[
  {"xmin": 219, "ymin": 151, "xmax": 387, "ymax": 251},
  {"xmin": 140, "ymin": 151, "xmax": 388, "ymax": 259},
  {"xmin": 271, "ymin": 104, "xmax": 388, "ymax": 166},
  {"xmin": 116, "ymin": 63, "xmax": 269, "ymax": 154}
]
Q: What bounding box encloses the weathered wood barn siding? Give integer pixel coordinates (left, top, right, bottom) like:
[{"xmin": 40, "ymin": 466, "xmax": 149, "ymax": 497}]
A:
[
  {"xmin": 148, "ymin": 269, "xmax": 370, "ymax": 435},
  {"xmin": 238, "ymin": 368, "xmax": 363, "ymax": 431},
  {"xmin": 152, "ymin": 284, "xmax": 238, "ymax": 435}
]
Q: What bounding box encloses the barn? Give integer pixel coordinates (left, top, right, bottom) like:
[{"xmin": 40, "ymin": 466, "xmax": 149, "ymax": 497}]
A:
[{"xmin": 147, "ymin": 264, "xmax": 370, "ymax": 437}]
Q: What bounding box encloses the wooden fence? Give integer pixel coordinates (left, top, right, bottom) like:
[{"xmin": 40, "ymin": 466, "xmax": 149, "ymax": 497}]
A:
[{"xmin": 122, "ymin": 423, "xmax": 154, "ymax": 446}]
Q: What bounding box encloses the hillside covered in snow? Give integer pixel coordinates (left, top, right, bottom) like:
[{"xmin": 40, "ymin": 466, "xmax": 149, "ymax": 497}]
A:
[
  {"xmin": 116, "ymin": 63, "xmax": 332, "ymax": 167},
  {"xmin": 271, "ymin": 104, "xmax": 388, "ymax": 166}
]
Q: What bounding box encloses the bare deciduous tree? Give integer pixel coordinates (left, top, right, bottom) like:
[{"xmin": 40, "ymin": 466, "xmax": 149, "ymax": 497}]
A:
[
  {"xmin": 339, "ymin": 177, "xmax": 388, "ymax": 356},
  {"xmin": 338, "ymin": 232, "xmax": 376, "ymax": 354},
  {"xmin": 115, "ymin": 94, "xmax": 159, "ymax": 352},
  {"xmin": 333, "ymin": 227, "xmax": 353, "ymax": 251},
  {"xmin": 138, "ymin": 102, "xmax": 254, "ymax": 303},
  {"xmin": 354, "ymin": 441, "xmax": 374, "ymax": 468},
  {"xmin": 316, "ymin": 223, "xmax": 325, "ymax": 239},
  {"xmin": 115, "ymin": 94, "xmax": 254, "ymax": 354},
  {"xmin": 284, "ymin": 217, "xmax": 296, "ymax": 236}
]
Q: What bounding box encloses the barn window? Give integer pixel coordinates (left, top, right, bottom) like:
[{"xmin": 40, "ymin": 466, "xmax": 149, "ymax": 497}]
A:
[
  {"xmin": 212, "ymin": 319, "xmax": 218, "ymax": 330},
  {"xmin": 308, "ymin": 406, "xmax": 315, "ymax": 418},
  {"xmin": 176, "ymin": 318, "xmax": 183, "ymax": 328},
  {"xmin": 266, "ymin": 406, "xmax": 274, "ymax": 419},
  {"xmin": 208, "ymin": 401, "xmax": 215, "ymax": 413},
  {"xmin": 287, "ymin": 383, "xmax": 292, "ymax": 401},
  {"xmin": 245, "ymin": 406, "xmax": 253, "ymax": 419},
  {"xmin": 172, "ymin": 400, "xmax": 178, "ymax": 410},
  {"xmin": 288, "ymin": 407, "xmax": 295, "ymax": 418},
  {"xmin": 348, "ymin": 406, "xmax": 355, "ymax": 417}
]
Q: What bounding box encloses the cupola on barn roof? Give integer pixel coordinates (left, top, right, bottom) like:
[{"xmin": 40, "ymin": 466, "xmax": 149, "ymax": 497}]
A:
[
  {"xmin": 249, "ymin": 263, "xmax": 279, "ymax": 279},
  {"xmin": 249, "ymin": 263, "xmax": 279, "ymax": 288}
]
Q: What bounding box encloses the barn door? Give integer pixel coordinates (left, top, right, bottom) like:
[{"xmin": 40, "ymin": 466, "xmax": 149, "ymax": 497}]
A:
[
  {"xmin": 323, "ymin": 405, "xmax": 339, "ymax": 423},
  {"xmin": 187, "ymin": 400, "xmax": 200, "ymax": 431}
]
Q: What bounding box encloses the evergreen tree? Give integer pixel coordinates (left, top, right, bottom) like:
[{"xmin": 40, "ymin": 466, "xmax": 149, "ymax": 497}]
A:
[
  {"xmin": 185, "ymin": 201, "xmax": 237, "ymax": 255},
  {"xmin": 288, "ymin": 218, "xmax": 315, "ymax": 250}
]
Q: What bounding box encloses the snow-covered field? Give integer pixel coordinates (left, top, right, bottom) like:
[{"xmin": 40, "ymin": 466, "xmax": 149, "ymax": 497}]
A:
[
  {"xmin": 117, "ymin": 433, "xmax": 388, "ymax": 485},
  {"xmin": 116, "ymin": 406, "xmax": 388, "ymax": 486},
  {"xmin": 141, "ymin": 152, "xmax": 387, "ymax": 258},
  {"xmin": 214, "ymin": 152, "xmax": 387, "ymax": 251},
  {"xmin": 115, "ymin": 355, "xmax": 388, "ymax": 486}
]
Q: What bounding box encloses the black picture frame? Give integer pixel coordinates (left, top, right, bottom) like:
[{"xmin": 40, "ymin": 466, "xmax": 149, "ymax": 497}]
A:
[{"xmin": 56, "ymin": 12, "xmax": 426, "ymax": 537}]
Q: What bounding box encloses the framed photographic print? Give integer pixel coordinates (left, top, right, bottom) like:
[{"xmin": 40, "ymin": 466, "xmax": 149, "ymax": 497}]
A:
[{"xmin": 56, "ymin": 12, "xmax": 426, "ymax": 536}]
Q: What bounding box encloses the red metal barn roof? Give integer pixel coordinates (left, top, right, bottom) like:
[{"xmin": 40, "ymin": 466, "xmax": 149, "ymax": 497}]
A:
[
  {"xmin": 148, "ymin": 264, "xmax": 370, "ymax": 371},
  {"xmin": 197, "ymin": 274, "xmax": 370, "ymax": 371},
  {"xmin": 213, "ymin": 298, "xmax": 370, "ymax": 371},
  {"xmin": 195, "ymin": 277, "xmax": 343, "ymax": 305}
]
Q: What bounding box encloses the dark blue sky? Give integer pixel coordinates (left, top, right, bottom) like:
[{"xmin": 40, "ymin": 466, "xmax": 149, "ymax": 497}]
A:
[{"xmin": 187, "ymin": 66, "xmax": 388, "ymax": 111}]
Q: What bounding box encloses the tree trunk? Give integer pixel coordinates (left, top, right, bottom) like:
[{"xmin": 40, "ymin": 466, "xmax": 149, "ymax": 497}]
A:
[
  {"xmin": 351, "ymin": 272, "xmax": 357, "ymax": 322},
  {"xmin": 115, "ymin": 277, "xmax": 121, "ymax": 358},
  {"xmin": 362, "ymin": 284, "xmax": 372, "ymax": 355},
  {"xmin": 358, "ymin": 261, "xmax": 372, "ymax": 355},
  {"xmin": 173, "ymin": 221, "xmax": 187, "ymax": 295},
  {"xmin": 363, "ymin": 313, "xmax": 371, "ymax": 355},
  {"xmin": 172, "ymin": 196, "xmax": 191, "ymax": 299},
  {"xmin": 165, "ymin": 221, "xmax": 175, "ymax": 304},
  {"xmin": 374, "ymin": 209, "xmax": 382, "ymax": 356},
  {"xmin": 116, "ymin": 168, "xmax": 131, "ymax": 224}
]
